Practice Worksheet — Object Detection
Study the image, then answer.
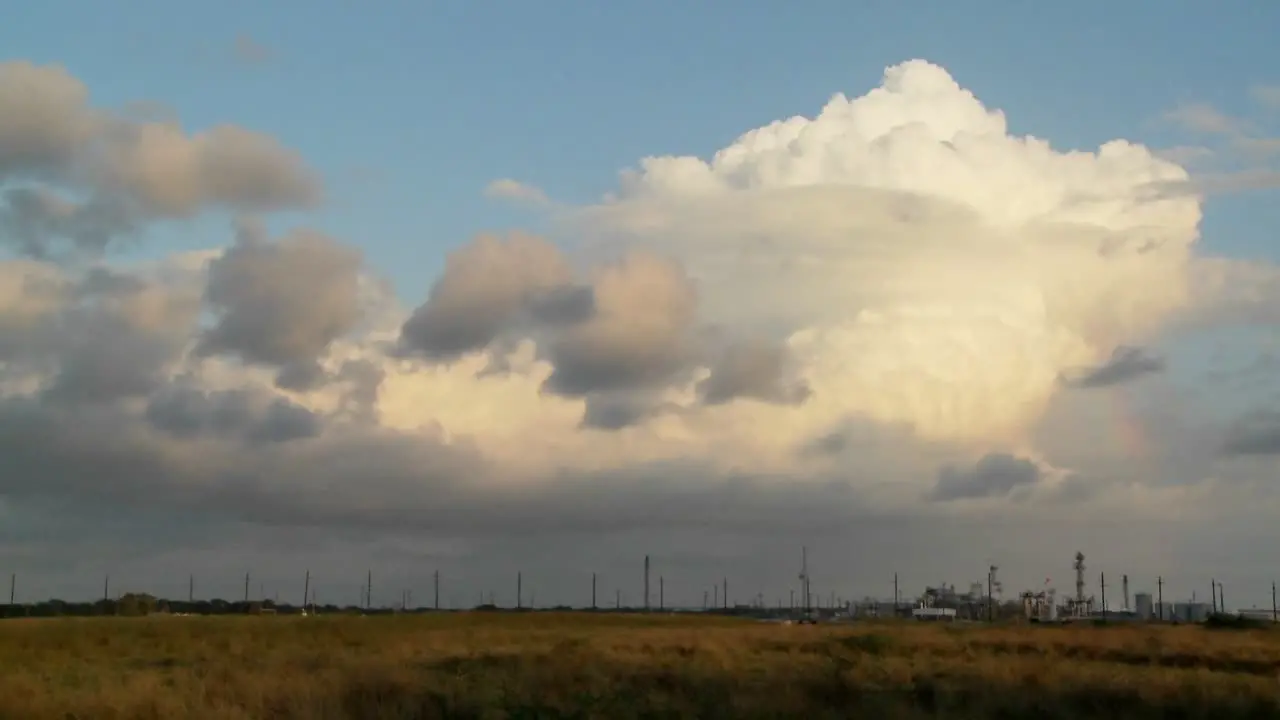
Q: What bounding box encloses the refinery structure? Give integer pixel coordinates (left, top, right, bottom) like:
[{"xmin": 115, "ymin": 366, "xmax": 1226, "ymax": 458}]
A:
[
  {"xmin": 830, "ymin": 550, "xmax": 1232, "ymax": 625},
  {"xmin": 769, "ymin": 546, "xmax": 1260, "ymax": 625}
]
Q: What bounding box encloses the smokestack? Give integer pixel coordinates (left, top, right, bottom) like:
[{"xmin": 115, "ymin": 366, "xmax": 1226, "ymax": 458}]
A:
[
  {"xmin": 1122, "ymin": 574, "xmax": 1130, "ymax": 611},
  {"xmin": 1073, "ymin": 552, "xmax": 1086, "ymax": 603},
  {"xmin": 644, "ymin": 555, "xmax": 650, "ymax": 612}
]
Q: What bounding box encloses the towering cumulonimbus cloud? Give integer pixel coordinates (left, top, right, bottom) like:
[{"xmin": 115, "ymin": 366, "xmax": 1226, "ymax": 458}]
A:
[{"xmin": 578, "ymin": 59, "xmax": 1204, "ymax": 444}]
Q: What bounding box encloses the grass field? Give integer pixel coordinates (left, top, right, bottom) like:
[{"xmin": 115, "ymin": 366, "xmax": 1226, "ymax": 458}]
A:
[{"xmin": 2, "ymin": 613, "xmax": 1279, "ymax": 719}]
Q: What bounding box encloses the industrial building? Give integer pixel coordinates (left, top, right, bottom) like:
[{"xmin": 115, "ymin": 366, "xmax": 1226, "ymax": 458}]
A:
[
  {"xmin": 1021, "ymin": 589, "xmax": 1057, "ymax": 622},
  {"xmin": 911, "ymin": 604, "xmax": 957, "ymax": 621},
  {"xmin": 847, "ymin": 549, "xmax": 1253, "ymax": 627},
  {"xmin": 1134, "ymin": 592, "xmax": 1153, "ymax": 620},
  {"xmin": 1173, "ymin": 602, "xmax": 1213, "ymax": 623},
  {"xmin": 1237, "ymin": 608, "xmax": 1279, "ymax": 623}
]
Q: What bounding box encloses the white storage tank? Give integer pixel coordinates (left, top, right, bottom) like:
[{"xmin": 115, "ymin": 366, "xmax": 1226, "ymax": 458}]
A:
[{"xmin": 1134, "ymin": 592, "xmax": 1153, "ymax": 620}]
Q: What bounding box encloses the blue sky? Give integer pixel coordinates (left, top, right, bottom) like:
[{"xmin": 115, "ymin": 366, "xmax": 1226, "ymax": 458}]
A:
[{"xmin": 4, "ymin": 0, "xmax": 1277, "ymax": 301}]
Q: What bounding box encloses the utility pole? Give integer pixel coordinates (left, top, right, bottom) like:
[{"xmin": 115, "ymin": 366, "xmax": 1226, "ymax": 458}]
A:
[
  {"xmin": 659, "ymin": 576, "xmax": 664, "ymax": 611},
  {"xmin": 303, "ymin": 570, "xmax": 310, "ymax": 611},
  {"xmin": 800, "ymin": 546, "xmax": 810, "ymax": 615},
  {"xmin": 723, "ymin": 577, "xmax": 728, "ymax": 609},
  {"xmin": 1219, "ymin": 583, "xmax": 1225, "ymax": 614},
  {"xmin": 1211, "ymin": 578, "xmax": 1217, "ymax": 613},
  {"xmin": 592, "ymin": 572, "xmax": 597, "ymax": 610},
  {"xmin": 1272, "ymin": 581, "xmax": 1277, "ymax": 623},
  {"xmin": 644, "ymin": 555, "xmax": 650, "ymax": 612},
  {"xmin": 1157, "ymin": 576, "xmax": 1164, "ymax": 620},
  {"xmin": 8, "ymin": 573, "xmax": 13, "ymax": 605},
  {"xmin": 434, "ymin": 570, "xmax": 440, "ymax": 610},
  {"xmin": 1100, "ymin": 571, "xmax": 1107, "ymax": 621},
  {"xmin": 987, "ymin": 568, "xmax": 994, "ymax": 623},
  {"xmin": 713, "ymin": 584, "xmax": 718, "ymax": 608},
  {"xmin": 516, "ymin": 572, "xmax": 522, "ymax": 610},
  {"xmin": 366, "ymin": 570, "xmax": 372, "ymax": 609},
  {"xmin": 244, "ymin": 572, "xmax": 250, "ymax": 603}
]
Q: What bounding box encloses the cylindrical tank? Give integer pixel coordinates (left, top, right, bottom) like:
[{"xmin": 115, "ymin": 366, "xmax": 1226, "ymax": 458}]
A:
[{"xmin": 1134, "ymin": 592, "xmax": 1153, "ymax": 620}]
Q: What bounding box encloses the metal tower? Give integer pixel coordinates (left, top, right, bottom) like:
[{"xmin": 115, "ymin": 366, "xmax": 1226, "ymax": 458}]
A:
[{"xmin": 1074, "ymin": 552, "xmax": 1086, "ymax": 604}]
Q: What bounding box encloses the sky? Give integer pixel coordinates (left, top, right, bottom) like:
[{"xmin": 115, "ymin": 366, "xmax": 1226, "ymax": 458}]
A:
[{"xmin": 1, "ymin": 2, "xmax": 1279, "ymax": 611}]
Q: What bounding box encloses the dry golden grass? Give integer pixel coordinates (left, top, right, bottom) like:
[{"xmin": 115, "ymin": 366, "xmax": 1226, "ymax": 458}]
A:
[{"xmin": 1, "ymin": 613, "xmax": 1279, "ymax": 719}]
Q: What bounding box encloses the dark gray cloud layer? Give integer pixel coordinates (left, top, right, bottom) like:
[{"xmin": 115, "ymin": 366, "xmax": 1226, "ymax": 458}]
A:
[
  {"xmin": 698, "ymin": 340, "xmax": 811, "ymax": 406},
  {"xmin": 1221, "ymin": 410, "xmax": 1280, "ymax": 456},
  {"xmin": 197, "ymin": 221, "xmax": 363, "ymax": 384},
  {"xmin": 1061, "ymin": 346, "xmax": 1166, "ymax": 389},
  {"xmin": 145, "ymin": 384, "xmax": 320, "ymax": 444},
  {"xmin": 930, "ymin": 453, "xmax": 1043, "ymax": 502}
]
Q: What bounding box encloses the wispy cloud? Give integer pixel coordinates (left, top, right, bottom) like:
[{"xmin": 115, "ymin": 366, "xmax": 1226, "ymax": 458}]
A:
[
  {"xmin": 1251, "ymin": 84, "xmax": 1280, "ymax": 111},
  {"xmin": 484, "ymin": 178, "xmax": 550, "ymax": 207},
  {"xmin": 233, "ymin": 34, "xmax": 273, "ymax": 66}
]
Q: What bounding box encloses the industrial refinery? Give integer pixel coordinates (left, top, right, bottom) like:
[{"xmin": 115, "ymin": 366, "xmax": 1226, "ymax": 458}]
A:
[{"xmin": 835, "ymin": 551, "xmax": 1238, "ymax": 625}]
